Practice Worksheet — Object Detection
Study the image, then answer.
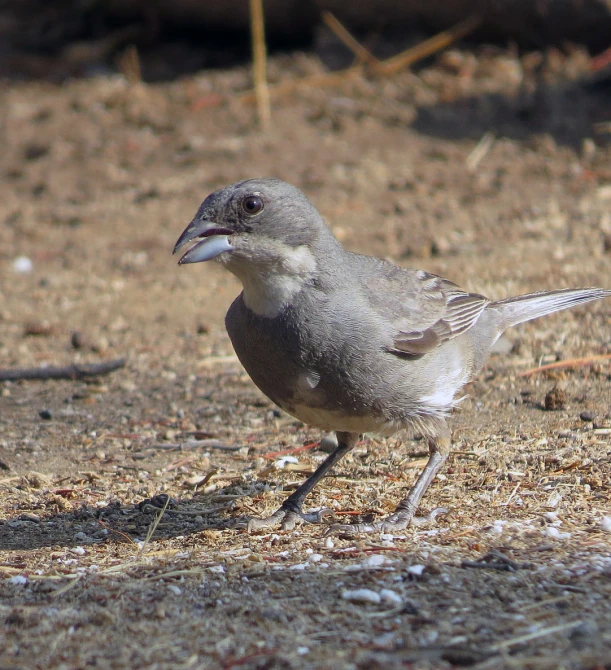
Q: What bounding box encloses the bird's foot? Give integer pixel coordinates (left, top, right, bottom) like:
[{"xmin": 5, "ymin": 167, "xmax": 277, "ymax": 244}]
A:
[
  {"xmin": 324, "ymin": 507, "xmax": 449, "ymax": 537},
  {"xmin": 247, "ymin": 503, "xmax": 330, "ymax": 532}
]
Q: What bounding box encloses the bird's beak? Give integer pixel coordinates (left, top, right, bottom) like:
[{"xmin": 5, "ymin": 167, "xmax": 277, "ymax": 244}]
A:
[{"xmin": 173, "ymin": 218, "xmax": 235, "ymax": 265}]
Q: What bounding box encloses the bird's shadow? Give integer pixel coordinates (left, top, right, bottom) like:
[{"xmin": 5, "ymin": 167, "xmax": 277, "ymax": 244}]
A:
[
  {"xmin": 411, "ymin": 76, "xmax": 610, "ymax": 150},
  {"xmin": 0, "ymin": 490, "xmax": 252, "ymax": 552}
]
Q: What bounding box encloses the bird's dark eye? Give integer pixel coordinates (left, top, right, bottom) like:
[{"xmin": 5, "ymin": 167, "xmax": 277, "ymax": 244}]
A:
[{"xmin": 242, "ymin": 195, "xmax": 263, "ymax": 215}]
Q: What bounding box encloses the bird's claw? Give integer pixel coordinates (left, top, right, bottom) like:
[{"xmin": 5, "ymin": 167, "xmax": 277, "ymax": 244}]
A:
[
  {"xmin": 323, "ymin": 519, "xmax": 410, "ymax": 537},
  {"xmin": 323, "ymin": 507, "xmax": 449, "ymax": 537},
  {"xmin": 247, "ymin": 505, "xmax": 330, "ymax": 533}
]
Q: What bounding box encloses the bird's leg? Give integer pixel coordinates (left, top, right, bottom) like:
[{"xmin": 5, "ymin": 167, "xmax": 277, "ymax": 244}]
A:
[
  {"xmin": 326, "ymin": 423, "xmax": 451, "ymax": 535},
  {"xmin": 247, "ymin": 431, "xmax": 359, "ymax": 532}
]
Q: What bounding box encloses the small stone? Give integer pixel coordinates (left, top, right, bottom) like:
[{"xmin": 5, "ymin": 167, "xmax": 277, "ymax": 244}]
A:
[
  {"xmin": 579, "ymin": 410, "xmax": 595, "ymax": 422},
  {"xmin": 380, "ymin": 588, "xmax": 403, "ymax": 605},
  {"xmin": 318, "ymin": 433, "xmax": 338, "ymax": 453},
  {"xmin": 71, "ymin": 331, "xmax": 86, "ymax": 349},
  {"xmin": 196, "ymin": 322, "xmax": 210, "ymax": 335},
  {"xmin": 39, "ymin": 409, "xmax": 53, "ymax": 420},
  {"xmin": 364, "ymin": 554, "xmax": 386, "ymax": 567},
  {"xmin": 13, "ymin": 256, "xmax": 33, "ymax": 274},
  {"xmin": 24, "ymin": 320, "xmax": 53, "ymax": 337},
  {"xmin": 342, "ymin": 589, "xmax": 381, "ymax": 604},
  {"xmin": 544, "ymin": 385, "xmax": 566, "ymax": 411}
]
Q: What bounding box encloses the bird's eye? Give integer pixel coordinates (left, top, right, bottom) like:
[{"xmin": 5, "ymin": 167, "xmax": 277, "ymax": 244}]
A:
[{"xmin": 242, "ymin": 195, "xmax": 263, "ymax": 215}]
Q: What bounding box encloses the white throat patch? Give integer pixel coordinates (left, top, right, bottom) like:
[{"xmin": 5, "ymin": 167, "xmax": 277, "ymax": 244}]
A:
[{"xmin": 228, "ymin": 244, "xmax": 317, "ymax": 318}]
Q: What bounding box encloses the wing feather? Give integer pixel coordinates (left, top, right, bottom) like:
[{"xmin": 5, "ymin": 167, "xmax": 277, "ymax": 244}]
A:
[{"xmin": 363, "ymin": 266, "xmax": 489, "ymax": 357}]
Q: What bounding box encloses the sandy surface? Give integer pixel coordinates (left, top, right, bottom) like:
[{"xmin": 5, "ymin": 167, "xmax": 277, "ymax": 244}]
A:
[{"xmin": 1, "ymin": 45, "xmax": 610, "ymax": 669}]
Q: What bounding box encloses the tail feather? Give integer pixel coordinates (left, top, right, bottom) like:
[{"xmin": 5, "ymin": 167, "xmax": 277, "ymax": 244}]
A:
[{"xmin": 492, "ymin": 288, "xmax": 611, "ymax": 330}]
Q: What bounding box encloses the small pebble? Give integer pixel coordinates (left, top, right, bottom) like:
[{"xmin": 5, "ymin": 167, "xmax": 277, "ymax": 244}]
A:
[
  {"xmin": 39, "ymin": 409, "xmax": 53, "ymax": 420},
  {"xmin": 342, "ymin": 589, "xmax": 381, "ymax": 605},
  {"xmin": 318, "ymin": 433, "xmax": 338, "ymax": 453},
  {"xmin": 13, "ymin": 256, "xmax": 33, "ymax": 274},
  {"xmin": 579, "ymin": 410, "xmax": 595, "ymax": 422},
  {"xmin": 71, "ymin": 331, "xmax": 86, "ymax": 349},
  {"xmin": 7, "ymin": 575, "xmax": 28, "ymax": 585},
  {"xmin": 600, "ymin": 516, "xmax": 611, "ymax": 533},
  {"xmin": 544, "ymin": 385, "xmax": 566, "ymax": 411},
  {"xmin": 407, "ymin": 564, "xmax": 426, "ymax": 577},
  {"xmin": 546, "ymin": 526, "xmax": 571, "ymax": 540},
  {"xmin": 379, "ymin": 588, "xmax": 403, "ymax": 605},
  {"xmin": 364, "ymin": 554, "xmax": 386, "ymax": 567}
]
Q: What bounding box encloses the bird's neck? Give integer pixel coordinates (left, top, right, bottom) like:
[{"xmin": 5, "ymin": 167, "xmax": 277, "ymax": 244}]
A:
[{"xmin": 226, "ymin": 244, "xmax": 318, "ymax": 318}]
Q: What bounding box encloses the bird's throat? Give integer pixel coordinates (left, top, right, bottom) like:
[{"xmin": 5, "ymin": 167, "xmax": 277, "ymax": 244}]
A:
[{"xmin": 227, "ymin": 244, "xmax": 317, "ymax": 318}]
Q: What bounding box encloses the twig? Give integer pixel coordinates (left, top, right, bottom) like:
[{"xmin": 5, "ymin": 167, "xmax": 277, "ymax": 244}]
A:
[
  {"xmin": 466, "ymin": 131, "xmax": 495, "ymax": 171},
  {"xmin": 518, "ymin": 353, "xmax": 611, "ymax": 377},
  {"xmin": 322, "ymin": 12, "xmax": 379, "ymax": 66},
  {"xmin": 249, "ymin": 0, "xmax": 270, "ymax": 128},
  {"xmin": 239, "ymin": 64, "xmax": 364, "ymax": 104},
  {"xmin": 0, "ymin": 358, "xmax": 126, "ymax": 381},
  {"xmin": 499, "ymin": 482, "xmax": 521, "ymax": 507},
  {"xmin": 262, "ymin": 441, "xmax": 320, "ymax": 460},
  {"xmin": 149, "ymin": 440, "xmax": 241, "ymax": 452},
  {"xmin": 50, "ymin": 575, "xmax": 82, "ymax": 599},
  {"xmin": 139, "ymin": 502, "xmax": 233, "ymax": 516},
  {"xmin": 488, "ymin": 621, "xmax": 583, "ymax": 651},
  {"xmin": 138, "ymin": 495, "xmax": 170, "ymax": 555},
  {"xmin": 117, "ymin": 44, "xmax": 141, "ymax": 84},
  {"xmin": 373, "ymin": 15, "xmax": 481, "ymax": 75},
  {"xmin": 239, "ymin": 14, "xmax": 480, "ymax": 105}
]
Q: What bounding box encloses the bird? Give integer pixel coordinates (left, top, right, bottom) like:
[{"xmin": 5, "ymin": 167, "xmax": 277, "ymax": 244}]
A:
[{"xmin": 173, "ymin": 178, "xmax": 611, "ymax": 534}]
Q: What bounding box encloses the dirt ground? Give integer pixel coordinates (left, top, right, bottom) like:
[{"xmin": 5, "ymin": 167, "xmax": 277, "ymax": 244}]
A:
[{"xmin": 1, "ymin": 44, "xmax": 611, "ymax": 669}]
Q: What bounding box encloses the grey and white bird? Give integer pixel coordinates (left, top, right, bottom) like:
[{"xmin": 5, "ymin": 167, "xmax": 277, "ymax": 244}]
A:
[{"xmin": 174, "ymin": 178, "xmax": 610, "ymax": 533}]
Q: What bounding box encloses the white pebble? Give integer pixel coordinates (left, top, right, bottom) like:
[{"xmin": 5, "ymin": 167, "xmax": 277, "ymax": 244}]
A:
[
  {"xmin": 342, "ymin": 588, "xmax": 381, "ymax": 604},
  {"xmin": 600, "ymin": 516, "xmax": 611, "ymax": 533},
  {"xmin": 309, "ymin": 553, "xmax": 323, "ymax": 562},
  {"xmin": 379, "ymin": 588, "xmax": 403, "ymax": 605},
  {"xmin": 208, "ymin": 565, "xmax": 225, "ymax": 573},
  {"xmin": 274, "ymin": 456, "xmax": 299, "ymax": 468},
  {"xmin": 289, "ymin": 563, "xmax": 307, "ymax": 570},
  {"xmin": 70, "ymin": 546, "xmax": 86, "ymax": 556},
  {"xmin": 364, "ymin": 554, "xmax": 386, "ymax": 567},
  {"xmin": 297, "ymin": 647, "xmax": 310, "ymax": 655},
  {"xmin": 492, "ymin": 520, "xmax": 506, "ymax": 534},
  {"xmin": 325, "ymin": 537, "xmax": 334, "ymax": 549},
  {"xmin": 167, "ymin": 584, "xmax": 182, "ymax": 595},
  {"xmin": 546, "ymin": 526, "xmax": 571, "ymax": 540},
  {"xmin": 13, "ymin": 256, "xmax": 33, "ymax": 274},
  {"xmin": 7, "ymin": 575, "xmax": 28, "ymax": 585},
  {"xmin": 407, "ymin": 564, "xmax": 426, "ymax": 576}
]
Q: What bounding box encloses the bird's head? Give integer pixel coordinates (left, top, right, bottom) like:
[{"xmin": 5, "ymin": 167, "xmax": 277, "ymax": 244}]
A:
[{"xmin": 173, "ymin": 178, "xmax": 333, "ymax": 269}]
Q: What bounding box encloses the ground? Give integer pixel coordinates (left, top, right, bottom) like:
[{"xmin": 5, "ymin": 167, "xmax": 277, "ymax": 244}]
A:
[{"xmin": 0, "ymin": 44, "xmax": 610, "ymax": 669}]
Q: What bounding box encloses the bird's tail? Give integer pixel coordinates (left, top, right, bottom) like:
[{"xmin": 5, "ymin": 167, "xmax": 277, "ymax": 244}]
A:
[{"xmin": 491, "ymin": 288, "xmax": 611, "ymax": 330}]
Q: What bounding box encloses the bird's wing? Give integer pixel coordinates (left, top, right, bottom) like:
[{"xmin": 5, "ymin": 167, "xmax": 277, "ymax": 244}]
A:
[{"xmin": 364, "ymin": 263, "xmax": 489, "ymax": 356}]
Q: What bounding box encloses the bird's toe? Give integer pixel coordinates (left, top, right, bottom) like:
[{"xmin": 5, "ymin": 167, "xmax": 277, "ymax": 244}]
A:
[{"xmin": 246, "ymin": 505, "xmax": 330, "ymax": 533}]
